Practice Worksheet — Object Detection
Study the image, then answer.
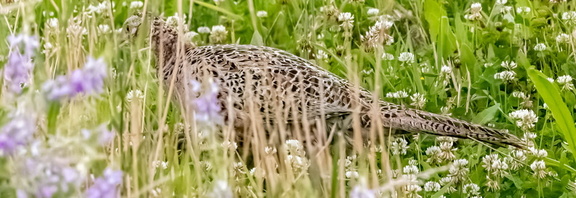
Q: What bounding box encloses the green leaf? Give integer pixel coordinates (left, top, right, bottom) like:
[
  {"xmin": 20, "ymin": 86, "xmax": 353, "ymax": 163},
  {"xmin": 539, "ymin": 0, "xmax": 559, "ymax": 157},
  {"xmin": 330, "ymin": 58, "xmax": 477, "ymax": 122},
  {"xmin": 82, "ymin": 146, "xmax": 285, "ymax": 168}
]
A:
[
  {"xmin": 472, "ymin": 103, "xmax": 500, "ymax": 125},
  {"xmin": 523, "ymin": 60, "xmax": 576, "ymax": 155},
  {"xmin": 423, "ymin": 0, "xmax": 446, "ymax": 44}
]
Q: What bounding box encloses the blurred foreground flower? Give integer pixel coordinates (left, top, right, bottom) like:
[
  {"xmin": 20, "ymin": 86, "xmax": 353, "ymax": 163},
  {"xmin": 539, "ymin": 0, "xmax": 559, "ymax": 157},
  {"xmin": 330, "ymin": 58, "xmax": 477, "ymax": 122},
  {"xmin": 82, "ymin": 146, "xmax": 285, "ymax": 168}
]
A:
[
  {"xmin": 188, "ymin": 80, "xmax": 223, "ymax": 125},
  {"xmin": 85, "ymin": 168, "xmax": 123, "ymax": 198},
  {"xmin": 17, "ymin": 156, "xmax": 81, "ymax": 198},
  {"xmin": 43, "ymin": 56, "xmax": 107, "ymax": 100},
  {"xmin": 3, "ymin": 34, "xmax": 39, "ymax": 93},
  {"xmin": 0, "ymin": 114, "xmax": 36, "ymax": 155}
]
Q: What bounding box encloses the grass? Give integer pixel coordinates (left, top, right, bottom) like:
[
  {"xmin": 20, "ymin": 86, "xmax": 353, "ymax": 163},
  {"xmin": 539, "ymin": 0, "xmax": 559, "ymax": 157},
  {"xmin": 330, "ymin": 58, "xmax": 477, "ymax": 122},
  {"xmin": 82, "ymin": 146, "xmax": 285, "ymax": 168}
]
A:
[{"xmin": 1, "ymin": 0, "xmax": 576, "ymax": 197}]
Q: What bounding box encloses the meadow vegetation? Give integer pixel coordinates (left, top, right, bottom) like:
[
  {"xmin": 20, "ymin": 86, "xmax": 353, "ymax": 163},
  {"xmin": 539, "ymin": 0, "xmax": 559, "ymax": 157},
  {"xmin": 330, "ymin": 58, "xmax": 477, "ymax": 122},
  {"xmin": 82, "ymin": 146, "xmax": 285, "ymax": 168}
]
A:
[{"xmin": 1, "ymin": 0, "xmax": 576, "ymax": 197}]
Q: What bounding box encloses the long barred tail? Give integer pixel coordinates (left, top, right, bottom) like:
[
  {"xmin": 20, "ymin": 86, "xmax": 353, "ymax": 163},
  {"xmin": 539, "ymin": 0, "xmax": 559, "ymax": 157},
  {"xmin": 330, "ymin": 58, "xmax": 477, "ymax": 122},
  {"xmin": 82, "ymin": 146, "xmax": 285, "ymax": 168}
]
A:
[{"xmin": 380, "ymin": 108, "xmax": 527, "ymax": 149}]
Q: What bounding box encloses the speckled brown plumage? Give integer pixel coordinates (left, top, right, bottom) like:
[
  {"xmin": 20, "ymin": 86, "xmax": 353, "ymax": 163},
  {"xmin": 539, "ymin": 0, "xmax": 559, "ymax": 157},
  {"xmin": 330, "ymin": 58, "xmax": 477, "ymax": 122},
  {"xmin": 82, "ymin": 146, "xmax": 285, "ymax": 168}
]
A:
[{"xmin": 149, "ymin": 18, "xmax": 526, "ymax": 149}]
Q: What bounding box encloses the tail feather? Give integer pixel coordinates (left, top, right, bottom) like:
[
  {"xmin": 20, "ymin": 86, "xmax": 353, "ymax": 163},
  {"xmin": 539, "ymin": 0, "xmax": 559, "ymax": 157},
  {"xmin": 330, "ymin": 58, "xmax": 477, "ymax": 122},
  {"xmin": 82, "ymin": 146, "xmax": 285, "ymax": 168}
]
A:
[{"xmin": 381, "ymin": 108, "xmax": 527, "ymax": 149}]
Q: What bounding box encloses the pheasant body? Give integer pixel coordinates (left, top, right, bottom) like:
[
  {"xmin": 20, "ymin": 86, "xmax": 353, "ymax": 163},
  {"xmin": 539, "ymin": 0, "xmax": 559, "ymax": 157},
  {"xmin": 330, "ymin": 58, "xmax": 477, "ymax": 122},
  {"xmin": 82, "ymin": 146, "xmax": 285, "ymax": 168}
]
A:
[{"xmin": 150, "ymin": 19, "xmax": 525, "ymax": 148}]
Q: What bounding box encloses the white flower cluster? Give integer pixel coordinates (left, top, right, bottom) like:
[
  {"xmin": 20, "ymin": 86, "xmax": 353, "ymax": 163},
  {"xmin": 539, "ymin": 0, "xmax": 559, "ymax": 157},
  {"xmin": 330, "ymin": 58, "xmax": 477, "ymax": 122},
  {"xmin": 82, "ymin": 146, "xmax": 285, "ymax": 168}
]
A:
[
  {"xmin": 210, "ymin": 25, "xmax": 228, "ymax": 43},
  {"xmin": 509, "ymin": 109, "xmax": 538, "ymax": 131},
  {"xmin": 410, "ymin": 93, "xmax": 426, "ymax": 109},
  {"xmin": 386, "ymin": 90, "xmax": 409, "ymax": 98},
  {"xmin": 398, "ymin": 52, "xmax": 415, "ymax": 63},
  {"xmin": 465, "ymin": 3, "xmax": 482, "ymax": 21},
  {"xmin": 562, "ymin": 11, "xmax": 576, "ymax": 23},
  {"xmin": 338, "ymin": 12, "xmax": 355, "ymax": 29},
  {"xmin": 494, "ymin": 70, "xmax": 516, "ymax": 81},
  {"xmin": 361, "ymin": 19, "xmax": 394, "ymax": 49},
  {"xmin": 391, "ymin": 137, "xmax": 409, "ymax": 155},
  {"xmin": 556, "ymin": 33, "xmax": 571, "ymax": 43},
  {"xmin": 534, "ymin": 43, "xmax": 547, "ymax": 51},
  {"xmin": 557, "ymin": 75, "xmax": 574, "ymax": 91},
  {"xmin": 283, "ymin": 140, "xmax": 309, "ymax": 175},
  {"xmin": 516, "ymin": 7, "xmax": 531, "ymax": 15}
]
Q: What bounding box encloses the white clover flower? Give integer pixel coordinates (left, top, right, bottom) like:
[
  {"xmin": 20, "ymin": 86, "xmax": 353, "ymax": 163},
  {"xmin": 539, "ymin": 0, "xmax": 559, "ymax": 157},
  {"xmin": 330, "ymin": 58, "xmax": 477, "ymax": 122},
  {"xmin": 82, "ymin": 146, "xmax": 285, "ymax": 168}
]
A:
[
  {"xmin": 410, "ymin": 93, "xmax": 426, "ymax": 109},
  {"xmin": 367, "ymin": 8, "xmax": 380, "ymax": 16},
  {"xmin": 210, "ymin": 25, "xmax": 228, "ymax": 43},
  {"xmin": 516, "ymin": 7, "xmax": 531, "ymax": 15},
  {"xmin": 470, "ymin": 3, "xmax": 482, "ymax": 13},
  {"xmin": 386, "ymin": 90, "xmax": 409, "ymax": 98},
  {"xmin": 264, "ymin": 146, "xmax": 277, "ymax": 155},
  {"xmin": 490, "ymin": 158, "xmax": 509, "ymax": 178},
  {"xmin": 556, "ymin": 33, "xmax": 571, "ymax": 43},
  {"xmin": 42, "ymin": 42, "xmax": 53, "ymax": 53},
  {"xmin": 448, "ymin": 159, "xmax": 469, "ymax": 183},
  {"xmin": 345, "ymin": 171, "xmax": 359, "ymax": 179},
  {"xmin": 361, "ymin": 19, "xmax": 394, "ymax": 48},
  {"xmin": 425, "ymin": 146, "xmax": 442, "ymax": 163},
  {"xmin": 285, "ymin": 155, "xmax": 309, "ymax": 173},
  {"xmin": 509, "ymin": 109, "xmax": 538, "ymax": 130},
  {"xmin": 152, "ymin": 160, "xmax": 168, "ymax": 169},
  {"xmin": 439, "ymin": 142, "xmax": 457, "ymax": 162},
  {"xmin": 285, "ymin": 139, "xmax": 305, "ymax": 156},
  {"xmin": 315, "ymin": 49, "xmax": 329, "ymax": 60},
  {"xmin": 424, "ymin": 181, "xmax": 441, "ymax": 192},
  {"xmin": 130, "ymin": 1, "xmax": 143, "ymax": 9},
  {"xmin": 403, "ymin": 165, "xmax": 419, "ymax": 175},
  {"xmin": 256, "ymin": 10, "xmax": 268, "ymax": 18},
  {"xmin": 500, "ymin": 60, "xmax": 517, "ymax": 70},
  {"xmin": 562, "ymin": 11, "xmax": 576, "ymax": 22},
  {"xmin": 501, "ymin": 6, "xmax": 513, "ymax": 13},
  {"xmin": 97, "ymin": 24, "xmax": 111, "ymax": 34},
  {"xmin": 482, "ymin": 154, "xmax": 499, "ymax": 171},
  {"xmin": 530, "ymin": 148, "xmax": 548, "ymax": 158},
  {"xmin": 463, "ymin": 183, "xmax": 480, "ymax": 196},
  {"xmin": 46, "ymin": 18, "xmax": 59, "ymax": 29},
  {"xmin": 534, "ymin": 43, "xmax": 547, "ymax": 51},
  {"xmin": 391, "ymin": 137, "xmax": 409, "ymax": 155},
  {"xmin": 465, "ymin": 13, "xmax": 482, "ymax": 21},
  {"xmin": 403, "ymin": 184, "xmax": 422, "ymax": 197},
  {"xmin": 530, "ymin": 160, "xmax": 548, "ymax": 179},
  {"xmin": 440, "ymin": 65, "xmax": 452, "ymax": 74},
  {"xmin": 557, "ymin": 75, "xmax": 574, "ymax": 91},
  {"xmin": 524, "ymin": 132, "xmax": 537, "ymax": 140},
  {"xmin": 338, "ymin": 12, "xmax": 355, "ymax": 29},
  {"xmin": 547, "ymin": 78, "xmax": 555, "ymax": 83},
  {"xmin": 126, "ymin": 89, "xmax": 144, "ymax": 102},
  {"xmin": 494, "ymin": 71, "xmax": 516, "ymax": 81},
  {"xmin": 166, "ymin": 15, "xmax": 186, "ymax": 27},
  {"xmin": 398, "ymin": 52, "xmax": 415, "ymax": 63},
  {"xmin": 382, "ymin": 53, "xmax": 395, "ymax": 60},
  {"xmin": 197, "ymin": 26, "xmax": 211, "ymax": 34},
  {"xmin": 512, "ymin": 91, "xmax": 527, "ymax": 99},
  {"xmin": 221, "ymin": 141, "xmax": 238, "ymax": 149}
]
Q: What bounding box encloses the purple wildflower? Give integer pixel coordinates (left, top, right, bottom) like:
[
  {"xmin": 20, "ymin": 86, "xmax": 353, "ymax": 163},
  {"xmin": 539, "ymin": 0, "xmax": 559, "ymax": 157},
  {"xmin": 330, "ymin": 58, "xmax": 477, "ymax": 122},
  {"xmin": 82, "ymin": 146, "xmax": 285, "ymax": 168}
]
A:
[
  {"xmin": 81, "ymin": 125, "xmax": 116, "ymax": 145},
  {"xmin": 43, "ymin": 56, "xmax": 108, "ymax": 100},
  {"xmin": 8, "ymin": 34, "xmax": 40, "ymax": 56},
  {"xmin": 17, "ymin": 157, "xmax": 81, "ymax": 198},
  {"xmin": 188, "ymin": 80, "xmax": 223, "ymax": 125},
  {"xmin": 0, "ymin": 115, "xmax": 36, "ymax": 155},
  {"xmin": 350, "ymin": 184, "xmax": 376, "ymax": 198},
  {"xmin": 3, "ymin": 34, "xmax": 38, "ymax": 93},
  {"xmin": 85, "ymin": 168, "xmax": 123, "ymax": 198}
]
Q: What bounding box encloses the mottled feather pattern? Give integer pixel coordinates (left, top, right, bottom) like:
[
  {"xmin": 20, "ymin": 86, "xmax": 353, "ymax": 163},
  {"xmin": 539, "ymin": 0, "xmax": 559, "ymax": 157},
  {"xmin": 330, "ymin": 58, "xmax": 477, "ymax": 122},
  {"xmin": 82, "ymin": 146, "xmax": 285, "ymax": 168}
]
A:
[{"xmin": 149, "ymin": 18, "xmax": 526, "ymax": 149}]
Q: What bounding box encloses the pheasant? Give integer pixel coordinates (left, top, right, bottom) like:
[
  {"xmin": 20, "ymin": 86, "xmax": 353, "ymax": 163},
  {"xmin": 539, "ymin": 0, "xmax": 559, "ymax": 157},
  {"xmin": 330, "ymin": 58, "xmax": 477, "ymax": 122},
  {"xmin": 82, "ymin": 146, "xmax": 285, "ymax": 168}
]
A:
[{"xmin": 142, "ymin": 17, "xmax": 526, "ymax": 149}]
